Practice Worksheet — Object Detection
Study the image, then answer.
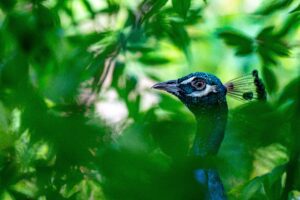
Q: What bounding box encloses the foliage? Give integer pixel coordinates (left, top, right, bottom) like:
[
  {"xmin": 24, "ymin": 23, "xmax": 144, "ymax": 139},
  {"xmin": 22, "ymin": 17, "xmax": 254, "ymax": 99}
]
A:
[{"xmin": 0, "ymin": 0, "xmax": 299, "ymax": 199}]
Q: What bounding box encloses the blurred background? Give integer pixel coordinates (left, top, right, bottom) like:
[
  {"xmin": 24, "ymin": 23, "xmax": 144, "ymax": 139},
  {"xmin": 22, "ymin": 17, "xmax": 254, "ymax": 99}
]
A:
[{"xmin": 0, "ymin": 0, "xmax": 300, "ymax": 199}]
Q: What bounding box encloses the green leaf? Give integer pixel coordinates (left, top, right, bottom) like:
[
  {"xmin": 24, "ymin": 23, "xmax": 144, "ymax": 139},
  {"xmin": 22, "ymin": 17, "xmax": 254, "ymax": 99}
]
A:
[
  {"xmin": 111, "ymin": 61, "xmax": 125, "ymax": 89},
  {"xmin": 256, "ymin": 26, "xmax": 290, "ymax": 65},
  {"xmin": 1, "ymin": 53, "xmax": 29, "ymax": 88},
  {"xmin": 172, "ymin": 0, "xmax": 191, "ymax": 18},
  {"xmin": 290, "ymin": 3, "xmax": 300, "ymax": 13},
  {"xmin": 148, "ymin": 117, "xmax": 194, "ymax": 159},
  {"xmin": 125, "ymin": 75, "xmax": 138, "ymax": 93},
  {"xmin": 144, "ymin": 9, "xmax": 191, "ymax": 60},
  {"xmin": 218, "ymin": 29, "xmax": 254, "ymax": 56},
  {"xmin": 141, "ymin": 0, "xmax": 168, "ymax": 22},
  {"xmin": 126, "ymin": 44, "xmax": 154, "ymax": 53},
  {"xmin": 263, "ymin": 165, "xmax": 286, "ymax": 199},
  {"xmin": 256, "ymin": 0, "xmax": 294, "ymax": 15},
  {"xmin": 185, "ymin": 7, "xmax": 203, "ymax": 25},
  {"xmin": 82, "ymin": 0, "xmax": 96, "ymax": 18},
  {"xmin": 262, "ymin": 66, "xmax": 278, "ymax": 94},
  {"xmin": 168, "ymin": 21, "xmax": 191, "ymax": 60},
  {"xmin": 257, "ymin": 46, "xmax": 277, "ymax": 65},
  {"xmin": 0, "ymin": 0, "xmax": 16, "ymax": 11},
  {"xmin": 67, "ymin": 31, "xmax": 112, "ymax": 47},
  {"xmin": 240, "ymin": 177, "xmax": 267, "ymax": 200},
  {"xmin": 102, "ymin": 0, "xmax": 120, "ymax": 13},
  {"xmin": 278, "ymin": 77, "xmax": 300, "ymax": 104},
  {"xmin": 276, "ymin": 12, "xmax": 300, "ymax": 37},
  {"xmin": 138, "ymin": 53, "xmax": 171, "ymax": 65},
  {"xmin": 237, "ymin": 165, "xmax": 286, "ymax": 199}
]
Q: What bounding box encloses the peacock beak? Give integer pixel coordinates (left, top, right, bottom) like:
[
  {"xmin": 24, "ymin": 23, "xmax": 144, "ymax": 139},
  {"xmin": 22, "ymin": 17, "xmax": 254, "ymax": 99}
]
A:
[{"xmin": 152, "ymin": 80, "xmax": 180, "ymax": 94}]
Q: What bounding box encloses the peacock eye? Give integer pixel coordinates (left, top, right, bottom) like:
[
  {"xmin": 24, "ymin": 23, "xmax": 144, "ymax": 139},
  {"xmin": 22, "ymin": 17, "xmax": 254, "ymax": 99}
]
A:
[{"xmin": 191, "ymin": 79, "xmax": 206, "ymax": 90}]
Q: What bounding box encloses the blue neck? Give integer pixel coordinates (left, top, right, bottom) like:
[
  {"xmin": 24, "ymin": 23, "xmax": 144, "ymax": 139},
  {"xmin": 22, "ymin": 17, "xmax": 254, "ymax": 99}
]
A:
[{"xmin": 191, "ymin": 102, "xmax": 228, "ymax": 157}]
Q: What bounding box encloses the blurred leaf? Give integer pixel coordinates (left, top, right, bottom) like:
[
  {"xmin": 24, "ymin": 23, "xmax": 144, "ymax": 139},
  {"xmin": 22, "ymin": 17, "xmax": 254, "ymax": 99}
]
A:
[
  {"xmin": 144, "ymin": 72, "xmax": 161, "ymax": 82},
  {"xmin": 276, "ymin": 12, "xmax": 300, "ymax": 37},
  {"xmin": 257, "ymin": 27, "xmax": 289, "ymax": 58},
  {"xmin": 101, "ymin": 0, "xmax": 120, "ymax": 13},
  {"xmin": 168, "ymin": 21, "xmax": 191, "ymax": 60},
  {"xmin": 67, "ymin": 31, "xmax": 112, "ymax": 47},
  {"xmin": 157, "ymin": 93, "xmax": 187, "ymax": 114},
  {"xmin": 10, "ymin": 179, "xmax": 38, "ymax": 199},
  {"xmin": 34, "ymin": 4, "xmax": 60, "ymax": 31},
  {"xmin": 111, "ymin": 61, "xmax": 125, "ymax": 89},
  {"xmin": 0, "ymin": 0, "xmax": 16, "ymax": 11},
  {"xmin": 256, "ymin": 26, "xmax": 290, "ymax": 65},
  {"xmin": 82, "ymin": 0, "xmax": 96, "ymax": 18},
  {"xmin": 262, "ymin": 66, "xmax": 278, "ymax": 94},
  {"xmin": 0, "ymin": 53, "xmax": 29, "ymax": 88},
  {"xmin": 237, "ymin": 164, "xmax": 285, "ymax": 199},
  {"xmin": 290, "ymin": 3, "xmax": 300, "ymax": 13},
  {"xmin": 125, "ymin": 75, "xmax": 138, "ymax": 94},
  {"xmin": 120, "ymin": 75, "xmax": 141, "ymax": 119},
  {"xmin": 218, "ymin": 29, "xmax": 254, "ymax": 56},
  {"xmin": 185, "ymin": 8, "xmax": 203, "ymax": 25},
  {"xmin": 5, "ymin": 12, "xmax": 38, "ymax": 53},
  {"xmin": 278, "ymin": 76, "xmax": 300, "ymax": 104},
  {"xmin": 126, "ymin": 43, "xmax": 154, "ymax": 53},
  {"xmin": 87, "ymin": 32, "xmax": 121, "ymax": 91},
  {"xmin": 138, "ymin": 53, "xmax": 171, "ymax": 65},
  {"xmin": 231, "ymin": 102, "xmax": 287, "ymax": 148},
  {"xmin": 144, "ymin": 9, "xmax": 169, "ymax": 39},
  {"xmin": 127, "ymin": 27, "xmax": 147, "ymax": 46},
  {"xmin": 143, "ymin": 7, "xmax": 191, "ymax": 60},
  {"xmin": 172, "ymin": 0, "xmax": 191, "ymax": 18},
  {"xmin": 98, "ymin": 121, "xmax": 205, "ymax": 200},
  {"xmin": 148, "ymin": 117, "xmax": 194, "ymax": 159},
  {"xmin": 141, "ymin": 0, "xmax": 168, "ymax": 22},
  {"xmin": 256, "ymin": 0, "xmax": 294, "ymax": 15}
]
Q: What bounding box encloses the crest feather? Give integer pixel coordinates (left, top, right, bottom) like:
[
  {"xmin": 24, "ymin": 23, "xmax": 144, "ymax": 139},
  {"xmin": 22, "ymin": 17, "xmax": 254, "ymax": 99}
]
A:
[{"xmin": 224, "ymin": 70, "xmax": 267, "ymax": 101}]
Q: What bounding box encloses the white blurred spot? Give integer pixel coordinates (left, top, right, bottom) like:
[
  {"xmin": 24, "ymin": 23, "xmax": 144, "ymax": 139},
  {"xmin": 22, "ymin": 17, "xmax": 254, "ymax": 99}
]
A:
[{"xmin": 96, "ymin": 90, "xmax": 128, "ymax": 124}]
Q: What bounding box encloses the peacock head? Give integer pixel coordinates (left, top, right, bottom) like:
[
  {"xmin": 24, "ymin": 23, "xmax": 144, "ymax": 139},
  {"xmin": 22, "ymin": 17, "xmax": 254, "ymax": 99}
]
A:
[
  {"xmin": 152, "ymin": 72, "xmax": 227, "ymax": 113},
  {"xmin": 152, "ymin": 70, "xmax": 266, "ymax": 114}
]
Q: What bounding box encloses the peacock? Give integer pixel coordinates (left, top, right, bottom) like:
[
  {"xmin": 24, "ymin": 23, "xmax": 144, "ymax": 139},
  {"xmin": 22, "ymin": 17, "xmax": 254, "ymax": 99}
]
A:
[{"xmin": 152, "ymin": 70, "xmax": 266, "ymax": 199}]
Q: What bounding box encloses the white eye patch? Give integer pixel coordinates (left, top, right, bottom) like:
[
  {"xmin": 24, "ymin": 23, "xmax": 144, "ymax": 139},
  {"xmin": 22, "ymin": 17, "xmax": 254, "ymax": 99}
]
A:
[
  {"xmin": 186, "ymin": 84, "xmax": 217, "ymax": 97},
  {"xmin": 180, "ymin": 76, "xmax": 196, "ymax": 85}
]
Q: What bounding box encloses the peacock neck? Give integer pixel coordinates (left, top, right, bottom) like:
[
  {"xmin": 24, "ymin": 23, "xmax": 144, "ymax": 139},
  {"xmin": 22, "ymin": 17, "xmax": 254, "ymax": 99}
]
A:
[{"xmin": 191, "ymin": 101, "xmax": 228, "ymax": 157}]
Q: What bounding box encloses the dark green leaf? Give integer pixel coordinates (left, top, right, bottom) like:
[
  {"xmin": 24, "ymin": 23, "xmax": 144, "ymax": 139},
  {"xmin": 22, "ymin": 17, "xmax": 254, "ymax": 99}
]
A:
[
  {"xmin": 276, "ymin": 12, "xmax": 300, "ymax": 37},
  {"xmin": 100, "ymin": 0, "xmax": 120, "ymax": 13},
  {"xmin": 140, "ymin": 0, "xmax": 168, "ymax": 22},
  {"xmin": 172, "ymin": 0, "xmax": 191, "ymax": 18},
  {"xmin": 185, "ymin": 8, "xmax": 203, "ymax": 25},
  {"xmin": 256, "ymin": 26, "xmax": 290, "ymax": 65},
  {"xmin": 138, "ymin": 53, "xmax": 171, "ymax": 65},
  {"xmin": 82, "ymin": 0, "xmax": 96, "ymax": 18},
  {"xmin": 168, "ymin": 21, "xmax": 191, "ymax": 60},
  {"xmin": 278, "ymin": 77, "xmax": 300, "ymax": 104},
  {"xmin": 111, "ymin": 61, "xmax": 125, "ymax": 89},
  {"xmin": 290, "ymin": 3, "xmax": 300, "ymax": 13},
  {"xmin": 126, "ymin": 44, "xmax": 154, "ymax": 53},
  {"xmin": 238, "ymin": 164, "xmax": 286, "ymax": 199},
  {"xmin": 262, "ymin": 66, "xmax": 278, "ymax": 94},
  {"xmin": 256, "ymin": 0, "xmax": 294, "ymax": 15},
  {"xmin": 218, "ymin": 29, "xmax": 254, "ymax": 56},
  {"xmin": 0, "ymin": 0, "xmax": 16, "ymax": 11}
]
